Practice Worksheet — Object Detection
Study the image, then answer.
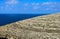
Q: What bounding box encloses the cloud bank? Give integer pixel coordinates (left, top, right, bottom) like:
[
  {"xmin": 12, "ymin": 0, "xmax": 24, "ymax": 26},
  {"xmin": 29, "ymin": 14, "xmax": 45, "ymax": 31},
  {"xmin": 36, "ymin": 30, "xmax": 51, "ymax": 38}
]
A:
[{"xmin": 5, "ymin": 0, "xmax": 19, "ymax": 5}]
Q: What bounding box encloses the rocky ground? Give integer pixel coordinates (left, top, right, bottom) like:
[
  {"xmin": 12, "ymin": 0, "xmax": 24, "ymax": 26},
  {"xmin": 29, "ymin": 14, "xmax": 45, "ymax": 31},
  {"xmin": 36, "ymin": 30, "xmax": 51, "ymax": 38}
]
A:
[{"xmin": 0, "ymin": 13, "xmax": 60, "ymax": 39}]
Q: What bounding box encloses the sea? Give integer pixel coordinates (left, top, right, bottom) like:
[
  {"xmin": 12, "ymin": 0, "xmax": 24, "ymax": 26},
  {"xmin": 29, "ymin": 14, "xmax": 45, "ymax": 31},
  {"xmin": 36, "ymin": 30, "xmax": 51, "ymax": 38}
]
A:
[{"xmin": 0, "ymin": 14, "xmax": 47, "ymax": 26}]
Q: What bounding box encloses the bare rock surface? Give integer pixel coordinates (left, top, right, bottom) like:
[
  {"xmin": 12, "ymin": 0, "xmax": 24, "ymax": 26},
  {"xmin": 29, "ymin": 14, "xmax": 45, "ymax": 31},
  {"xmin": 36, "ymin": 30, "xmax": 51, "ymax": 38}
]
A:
[{"xmin": 0, "ymin": 13, "xmax": 60, "ymax": 39}]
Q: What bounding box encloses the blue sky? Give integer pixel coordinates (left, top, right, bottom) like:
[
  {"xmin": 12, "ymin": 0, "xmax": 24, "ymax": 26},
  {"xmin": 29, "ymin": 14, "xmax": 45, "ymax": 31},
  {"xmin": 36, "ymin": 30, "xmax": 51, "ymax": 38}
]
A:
[
  {"xmin": 0, "ymin": 0, "xmax": 60, "ymax": 14},
  {"xmin": 20, "ymin": 0, "xmax": 60, "ymax": 2}
]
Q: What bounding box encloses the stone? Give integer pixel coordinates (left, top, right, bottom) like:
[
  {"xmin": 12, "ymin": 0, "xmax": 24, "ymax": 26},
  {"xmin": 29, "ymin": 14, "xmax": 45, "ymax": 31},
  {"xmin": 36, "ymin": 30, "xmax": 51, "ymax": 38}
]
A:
[{"xmin": 0, "ymin": 13, "xmax": 60, "ymax": 39}]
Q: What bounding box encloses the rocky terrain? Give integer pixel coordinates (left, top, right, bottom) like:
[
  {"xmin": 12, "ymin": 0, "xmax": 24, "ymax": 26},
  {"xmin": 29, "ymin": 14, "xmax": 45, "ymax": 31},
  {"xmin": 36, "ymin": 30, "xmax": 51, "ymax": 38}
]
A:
[{"xmin": 0, "ymin": 13, "xmax": 60, "ymax": 39}]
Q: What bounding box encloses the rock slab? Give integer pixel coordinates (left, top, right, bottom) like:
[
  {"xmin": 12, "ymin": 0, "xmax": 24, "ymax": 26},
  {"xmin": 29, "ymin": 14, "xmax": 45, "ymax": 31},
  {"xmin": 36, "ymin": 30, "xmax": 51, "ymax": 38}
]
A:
[{"xmin": 0, "ymin": 13, "xmax": 60, "ymax": 39}]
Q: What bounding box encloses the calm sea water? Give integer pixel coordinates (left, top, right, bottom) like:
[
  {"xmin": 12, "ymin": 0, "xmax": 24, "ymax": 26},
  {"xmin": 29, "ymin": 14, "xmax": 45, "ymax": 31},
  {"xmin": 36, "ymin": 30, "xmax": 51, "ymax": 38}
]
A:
[{"xmin": 0, "ymin": 14, "xmax": 47, "ymax": 26}]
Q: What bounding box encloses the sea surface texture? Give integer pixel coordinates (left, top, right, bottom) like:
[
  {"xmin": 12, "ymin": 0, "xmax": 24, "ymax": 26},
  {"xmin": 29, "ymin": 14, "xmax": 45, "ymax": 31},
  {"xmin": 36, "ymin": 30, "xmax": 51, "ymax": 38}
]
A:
[
  {"xmin": 0, "ymin": 14, "xmax": 46, "ymax": 26},
  {"xmin": 0, "ymin": 13, "xmax": 60, "ymax": 39}
]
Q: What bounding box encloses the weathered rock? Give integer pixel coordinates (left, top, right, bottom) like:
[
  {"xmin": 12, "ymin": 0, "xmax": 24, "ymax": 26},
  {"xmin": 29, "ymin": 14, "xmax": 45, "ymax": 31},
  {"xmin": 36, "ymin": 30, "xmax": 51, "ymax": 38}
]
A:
[{"xmin": 0, "ymin": 13, "xmax": 60, "ymax": 39}]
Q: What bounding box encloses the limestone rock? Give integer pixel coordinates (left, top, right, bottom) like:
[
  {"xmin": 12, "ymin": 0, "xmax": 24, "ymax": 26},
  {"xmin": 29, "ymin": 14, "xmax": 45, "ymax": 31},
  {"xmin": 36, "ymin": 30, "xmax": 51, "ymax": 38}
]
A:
[{"xmin": 0, "ymin": 13, "xmax": 60, "ymax": 39}]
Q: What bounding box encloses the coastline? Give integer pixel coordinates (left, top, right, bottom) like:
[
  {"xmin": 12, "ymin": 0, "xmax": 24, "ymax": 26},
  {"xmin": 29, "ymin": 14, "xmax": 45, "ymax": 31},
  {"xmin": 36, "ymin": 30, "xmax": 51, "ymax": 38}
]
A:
[{"xmin": 0, "ymin": 13, "xmax": 60, "ymax": 39}]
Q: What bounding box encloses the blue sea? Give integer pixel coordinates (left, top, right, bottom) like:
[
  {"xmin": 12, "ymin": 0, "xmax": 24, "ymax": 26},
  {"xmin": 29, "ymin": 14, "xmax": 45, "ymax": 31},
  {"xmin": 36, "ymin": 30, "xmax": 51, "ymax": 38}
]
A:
[{"xmin": 0, "ymin": 14, "xmax": 47, "ymax": 26}]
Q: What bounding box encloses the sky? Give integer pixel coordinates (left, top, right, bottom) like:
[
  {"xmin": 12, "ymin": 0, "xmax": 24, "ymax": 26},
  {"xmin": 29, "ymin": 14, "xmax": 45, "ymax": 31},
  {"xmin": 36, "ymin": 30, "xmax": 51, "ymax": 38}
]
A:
[{"xmin": 0, "ymin": 0, "xmax": 60, "ymax": 14}]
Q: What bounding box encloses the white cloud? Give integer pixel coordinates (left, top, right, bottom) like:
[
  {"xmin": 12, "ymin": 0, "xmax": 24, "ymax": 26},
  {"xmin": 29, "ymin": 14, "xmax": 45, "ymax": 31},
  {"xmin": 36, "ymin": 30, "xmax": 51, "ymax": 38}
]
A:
[
  {"xmin": 32, "ymin": 3, "xmax": 40, "ymax": 6},
  {"xmin": 36, "ymin": 3, "xmax": 40, "ymax": 5},
  {"xmin": 0, "ymin": 6, "xmax": 4, "ymax": 10},
  {"xmin": 23, "ymin": 7, "xmax": 27, "ymax": 10},
  {"xmin": 5, "ymin": 0, "xmax": 19, "ymax": 5},
  {"xmin": 24, "ymin": 3, "xmax": 29, "ymax": 6},
  {"xmin": 45, "ymin": 8, "xmax": 49, "ymax": 10},
  {"xmin": 31, "ymin": 3, "xmax": 36, "ymax": 5},
  {"xmin": 33, "ymin": 6, "xmax": 40, "ymax": 9},
  {"xmin": 54, "ymin": 9, "xmax": 60, "ymax": 11},
  {"xmin": 42, "ymin": 2, "xmax": 51, "ymax": 5},
  {"xmin": 42, "ymin": 2, "xmax": 56, "ymax": 5},
  {"xmin": 50, "ymin": 5, "xmax": 55, "ymax": 7}
]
